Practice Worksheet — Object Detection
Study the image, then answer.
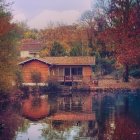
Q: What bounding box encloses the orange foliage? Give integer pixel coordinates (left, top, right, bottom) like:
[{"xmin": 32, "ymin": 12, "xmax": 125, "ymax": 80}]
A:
[{"xmin": 39, "ymin": 25, "xmax": 91, "ymax": 55}]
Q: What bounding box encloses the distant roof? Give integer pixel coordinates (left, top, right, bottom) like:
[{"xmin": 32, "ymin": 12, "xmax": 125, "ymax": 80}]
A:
[
  {"xmin": 20, "ymin": 39, "xmax": 43, "ymax": 52},
  {"xmin": 19, "ymin": 56, "xmax": 95, "ymax": 66}
]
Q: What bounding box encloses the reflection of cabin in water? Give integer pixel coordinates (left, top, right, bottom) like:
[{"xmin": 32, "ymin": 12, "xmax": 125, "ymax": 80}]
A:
[
  {"xmin": 57, "ymin": 93, "xmax": 93, "ymax": 113},
  {"xmin": 49, "ymin": 93, "xmax": 95, "ymax": 121},
  {"xmin": 49, "ymin": 94, "xmax": 97, "ymax": 139},
  {"xmin": 19, "ymin": 57, "xmax": 95, "ymax": 85},
  {"xmin": 22, "ymin": 94, "xmax": 98, "ymax": 139}
]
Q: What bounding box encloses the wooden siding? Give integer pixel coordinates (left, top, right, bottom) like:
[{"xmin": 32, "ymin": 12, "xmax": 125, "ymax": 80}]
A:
[
  {"xmin": 83, "ymin": 66, "xmax": 92, "ymax": 76},
  {"xmin": 22, "ymin": 60, "xmax": 49, "ymax": 83}
]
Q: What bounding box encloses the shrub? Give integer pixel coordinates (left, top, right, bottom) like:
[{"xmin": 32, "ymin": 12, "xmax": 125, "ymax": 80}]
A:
[{"xmin": 31, "ymin": 71, "xmax": 41, "ymax": 85}]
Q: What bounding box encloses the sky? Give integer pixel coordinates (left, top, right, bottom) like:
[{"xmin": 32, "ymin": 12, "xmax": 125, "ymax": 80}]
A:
[{"xmin": 10, "ymin": 0, "xmax": 94, "ymax": 29}]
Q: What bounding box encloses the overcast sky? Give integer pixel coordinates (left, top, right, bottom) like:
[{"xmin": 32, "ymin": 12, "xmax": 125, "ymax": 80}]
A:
[{"xmin": 10, "ymin": 0, "xmax": 94, "ymax": 29}]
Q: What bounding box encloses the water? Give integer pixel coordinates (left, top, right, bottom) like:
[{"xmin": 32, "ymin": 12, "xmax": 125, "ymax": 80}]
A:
[{"xmin": 0, "ymin": 91, "xmax": 140, "ymax": 140}]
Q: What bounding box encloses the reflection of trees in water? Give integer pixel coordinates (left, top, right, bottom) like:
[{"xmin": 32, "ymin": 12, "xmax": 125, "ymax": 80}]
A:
[
  {"xmin": 103, "ymin": 116, "xmax": 140, "ymax": 140},
  {"xmin": 93, "ymin": 94, "xmax": 115, "ymax": 140},
  {"xmin": 0, "ymin": 101, "xmax": 28, "ymax": 140},
  {"xmin": 31, "ymin": 96, "xmax": 41, "ymax": 108},
  {"xmin": 93, "ymin": 93, "xmax": 140, "ymax": 140},
  {"xmin": 128, "ymin": 94, "xmax": 140, "ymax": 125},
  {"xmin": 1, "ymin": 92, "xmax": 139, "ymax": 140},
  {"xmin": 41, "ymin": 120, "xmax": 73, "ymax": 140},
  {"xmin": 115, "ymin": 116, "xmax": 140, "ymax": 140},
  {"xmin": 41, "ymin": 120, "xmax": 98, "ymax": 140},
  {"xmin": 22, "ymin": 95, "xmax": 50, "ymax": 121},
  {"xmin": 17, "ymin": 119, "xmax": 30, "ymax": 134}
]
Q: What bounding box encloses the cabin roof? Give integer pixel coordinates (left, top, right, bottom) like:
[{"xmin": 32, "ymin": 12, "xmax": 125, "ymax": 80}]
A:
[
  {"xmin": 19, "ymin": 56, "xmax": 95, "ymax": 66},
  {"xmin": 20, "ymin": 39, "xmax": 43, "ymax": 52}
]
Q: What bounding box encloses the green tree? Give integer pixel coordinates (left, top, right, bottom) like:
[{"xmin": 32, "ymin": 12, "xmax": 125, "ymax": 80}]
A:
[
  {"xmin": 50, "ymin": 41, "xmax": 66, "ymax": 56},
  {"xmin": 70, "ymin": 42, "xmax": 83, "ymax": 56},
  {"xmin": 15, "ymin": 69, "xmax": 23, "ymax": 87}
]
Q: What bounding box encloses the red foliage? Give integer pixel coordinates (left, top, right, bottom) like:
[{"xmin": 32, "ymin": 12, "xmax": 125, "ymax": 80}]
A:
[
  {"xmin": 0, "ymin": 16, "xmax": 14, "ymax": 36},
  {"xmin": 99, "ymin": 7, "xmax": 140, "ymax": 66}
]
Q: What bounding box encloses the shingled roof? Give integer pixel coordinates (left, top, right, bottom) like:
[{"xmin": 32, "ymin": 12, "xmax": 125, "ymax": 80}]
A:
[
  {"xmin": 20, "ymin": 39, "xmax": 43, "ymax": 53},
  {"xmin": 19, "ymin": 56, "xmax": 95, "ymax": 66}
]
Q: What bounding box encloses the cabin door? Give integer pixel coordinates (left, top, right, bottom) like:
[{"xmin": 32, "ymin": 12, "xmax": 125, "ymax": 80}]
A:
[{"xmin": 64, "ymin": 68, "xmax": 71, "ymax": 77}]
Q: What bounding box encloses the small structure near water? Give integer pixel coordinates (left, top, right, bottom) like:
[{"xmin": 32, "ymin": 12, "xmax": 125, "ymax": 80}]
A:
[{"xmin": 19, "ymin": 56, "xmax": 95, "ymax": 86}]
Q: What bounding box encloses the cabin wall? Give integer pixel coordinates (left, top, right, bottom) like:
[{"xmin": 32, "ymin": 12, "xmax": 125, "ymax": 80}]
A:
[
  {"xmin": 82, "ymin": 66, "xmax": 93, "ymax": 82},
  {"xmin": 83, "ymin": 66, "xmax": 92, "ymax": 77},
  {"xmin": 22, "ymin": 61, "xmax": 50, "ymax": 83}
]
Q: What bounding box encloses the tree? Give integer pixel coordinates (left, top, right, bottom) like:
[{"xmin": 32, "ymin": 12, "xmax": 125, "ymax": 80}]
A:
[
  {"xmin": 50, "ymin": 41, "xmax": 66, "ymax": 56},
  {"xmin": 38, "ymin": 24, "xmax": 92, "ymax": 56},
  {"xmin": 15, "ymin": 69, "xmax": 23, "ymax": 87},
  {"xmin": 70, "ymin": 42, "xmax": 83, "ymax": 56},
  {"xmin": 80, "ymin": 10, "xmax": 97, "ymax": 50},
  {"xmin": 98, "ymin": 0, "xmax": 140, "ymax": 82},
  {"xmin": 0, "ymin": 0, "xmax": 18, "ymax": 95},
  {"xmin": 31, "ymin": 71, "xmax": 41, "ymax": 85}
]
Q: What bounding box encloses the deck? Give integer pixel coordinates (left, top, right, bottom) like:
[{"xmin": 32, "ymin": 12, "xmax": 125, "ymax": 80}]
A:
[{"xmin": 48, "ymin": 75, "xmax": 94, "ymax": 83}]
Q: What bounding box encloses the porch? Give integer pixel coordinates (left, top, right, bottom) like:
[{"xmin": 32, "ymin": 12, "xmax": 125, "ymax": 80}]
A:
[
  {"xmin": 49, "ymin": 66, "xmax": 93, "ymax": 84},
  {"xmin": 48, "ymin": 75, "xmax": 93, "ymax": 83}
]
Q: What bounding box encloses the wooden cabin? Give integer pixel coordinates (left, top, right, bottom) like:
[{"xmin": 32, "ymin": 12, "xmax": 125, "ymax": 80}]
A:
[{"xmin": 19, "ymin": 57, "xmax": 95, "ymax": 85}]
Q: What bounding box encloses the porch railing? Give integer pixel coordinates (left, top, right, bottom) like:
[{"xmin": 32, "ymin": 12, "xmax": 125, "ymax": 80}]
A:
[{"xmin": 48, "ymin": 75, "xmax": 94, "ymax": 83}]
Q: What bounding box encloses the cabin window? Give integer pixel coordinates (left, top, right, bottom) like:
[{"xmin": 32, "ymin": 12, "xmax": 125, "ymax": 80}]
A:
[
  {"xmin": 72, "ymin": 67, "xmax": 82, "ymax": 76},
  {"xmin": 72, "ymin": 68, "xmax": 77, "ymax": 75},
  {"xmin": 65, "ymin": 68, "xmax": 70, "ymax": 76},
  {"xmin": 77, "ymin": 67, "xmax": 82, "ymax": 75}
]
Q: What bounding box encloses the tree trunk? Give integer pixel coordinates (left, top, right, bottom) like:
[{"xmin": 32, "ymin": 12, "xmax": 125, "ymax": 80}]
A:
[{"xmin": 123, "ymin": 64, "xmax": 129, "ymax": 82}]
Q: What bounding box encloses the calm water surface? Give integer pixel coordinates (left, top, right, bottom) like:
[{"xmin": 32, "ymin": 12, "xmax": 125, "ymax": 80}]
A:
[{"xmin": 0, "ymin": 91, "xmax": 140, "ymax": 140}]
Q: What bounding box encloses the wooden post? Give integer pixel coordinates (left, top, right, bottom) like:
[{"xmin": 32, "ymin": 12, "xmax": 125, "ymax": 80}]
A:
[
  {"xmin": 70, "ymin": 98, "xmax": 72, "ymax": 111},
  {"xmin": 90, "ymin": 75, "xmax": 92, "ymax": 82},
  {"xmin": 64, "ymin": 76, "xmax": 65, "ymax": 85}
]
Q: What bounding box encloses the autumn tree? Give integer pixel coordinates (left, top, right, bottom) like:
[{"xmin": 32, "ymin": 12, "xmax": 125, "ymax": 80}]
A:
[
  {"xmin": 98, "ymin": 0, "xmax": 140, "ymax": 82},
  {"xmin": 0, "ymin": 0, "xmax": 17, "ymax": 95},
  {"xmin": 24, "ymin": 29, "xmax": 39, "ymax": 39}
]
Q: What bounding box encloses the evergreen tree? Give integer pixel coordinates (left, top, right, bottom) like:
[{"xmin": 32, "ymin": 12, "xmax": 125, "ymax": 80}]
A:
[
  {"xmin": 70, "ymin": 42, "xmax": 83, "ymax": 56},
  {"xmin": 50, "ymin": 41, "xmax": 66, "ymax": 56}
]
